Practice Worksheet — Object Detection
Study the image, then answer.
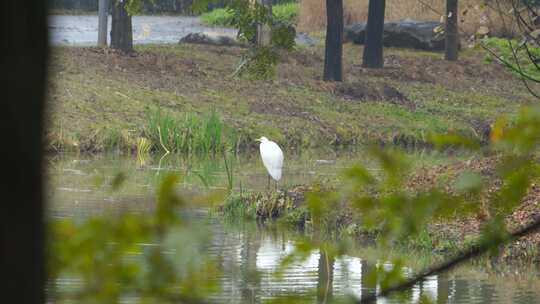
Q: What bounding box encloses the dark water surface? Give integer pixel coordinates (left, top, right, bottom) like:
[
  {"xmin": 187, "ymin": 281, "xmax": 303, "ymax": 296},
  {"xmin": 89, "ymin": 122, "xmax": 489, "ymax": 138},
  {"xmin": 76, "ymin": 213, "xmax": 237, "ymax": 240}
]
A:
[{"xmin": 47, "ymin": 152, "xmax": 540, "ymax": 303}]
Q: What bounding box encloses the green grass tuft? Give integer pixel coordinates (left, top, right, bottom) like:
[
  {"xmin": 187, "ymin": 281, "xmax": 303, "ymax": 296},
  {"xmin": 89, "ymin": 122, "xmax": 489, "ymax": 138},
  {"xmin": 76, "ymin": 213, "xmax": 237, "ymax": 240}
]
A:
[
  {"xmin": 144, "ymin": 107, "xmax": 235, "ymax": 155},
  {"xmin": 221, "ymin": 193, "xmax": 256, "ymax": 220},
  {"xmin": 200, "ymin": 8, "xmax": 234, "ymax": 27},
  {"xmin": 200, "ymin": 2, "xmax": 298, "ymax": 27},
  {"xmin": 272, "ymin": 2, "xmax": 298, "ymax": 24}
]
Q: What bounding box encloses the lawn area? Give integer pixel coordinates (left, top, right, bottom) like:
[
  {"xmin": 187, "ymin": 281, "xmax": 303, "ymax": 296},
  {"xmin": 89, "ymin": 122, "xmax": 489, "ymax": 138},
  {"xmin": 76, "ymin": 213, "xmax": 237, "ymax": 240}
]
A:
[
  {"xmin": 47, "ymin": 42, "xmax": 534, "ymax": 153},
  {"xmin": 200, "ymin": 2, "xmax": 298, "ymax": 26}
]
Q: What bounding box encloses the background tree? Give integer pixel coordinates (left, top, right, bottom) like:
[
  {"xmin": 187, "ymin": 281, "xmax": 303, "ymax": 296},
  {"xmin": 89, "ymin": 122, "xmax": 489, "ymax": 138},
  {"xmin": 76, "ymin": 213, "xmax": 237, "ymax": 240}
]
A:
[
  {"xmin": 445, "ymin": 0, "xmax": 459, "ymax": 61},
  {"xmin": 362, "ymin": 0, "xmax": 385, "ymax": 68},
  {"xmin": 111, "ymin": 0, "xmax": 134, "ymax": 52},
  {"xmin": 323, "ymin": 0, "xmax": 343, "ymax": 81},
  {"xmin": 1, "ymin": 1, "xmax": 48, "ymax": 303},
  {"xmin": 256, "ymin": 0, "xmax": 272, "ymax": 46},
  {"xmin": 192, "ymin": 0, "xmax": 295, "ymax": 79},
  {"xmin": 98, "ymin": 0, "xmax": 110, "ymax": 46}
]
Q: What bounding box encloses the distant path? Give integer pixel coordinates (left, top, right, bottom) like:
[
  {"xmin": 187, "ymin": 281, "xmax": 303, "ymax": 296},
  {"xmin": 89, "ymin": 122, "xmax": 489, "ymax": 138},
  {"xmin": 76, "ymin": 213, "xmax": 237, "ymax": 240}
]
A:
[{"xmin": 49, "ymin": 15, "xmax": 237, "ymax": 46}]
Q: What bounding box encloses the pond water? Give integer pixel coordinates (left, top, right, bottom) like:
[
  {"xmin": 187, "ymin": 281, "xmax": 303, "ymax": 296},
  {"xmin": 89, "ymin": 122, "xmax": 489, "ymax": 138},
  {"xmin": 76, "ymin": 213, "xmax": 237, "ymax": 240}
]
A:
[
  {"xmin": 49, "ymin": 15, "xmax": 237, "ymax": 46},
  {"xmin": 47, "ymin": 152, "xmax": 540, "ymax": 303}
]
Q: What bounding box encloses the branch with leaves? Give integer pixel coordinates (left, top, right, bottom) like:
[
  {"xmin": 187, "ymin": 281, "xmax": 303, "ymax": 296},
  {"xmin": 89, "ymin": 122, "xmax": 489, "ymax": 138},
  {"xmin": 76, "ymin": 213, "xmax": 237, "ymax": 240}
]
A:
[
  {"xmin": 358, "ymin": 214, "xmax": 540, "ymax": 303},
  {"xmin": 298, "ymin": 105, "xmax": 540, "ymax": 303},
  {"xmin": 193, "ymin": 0, "xmax": 296, "ymax": 79}
]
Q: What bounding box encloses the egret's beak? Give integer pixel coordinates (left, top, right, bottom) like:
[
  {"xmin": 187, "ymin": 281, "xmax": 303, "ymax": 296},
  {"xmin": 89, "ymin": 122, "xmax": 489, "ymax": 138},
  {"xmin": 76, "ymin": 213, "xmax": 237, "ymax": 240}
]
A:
[{"xmin": 255, "ymin": 138, "xmax": 261, "ymax": 142}]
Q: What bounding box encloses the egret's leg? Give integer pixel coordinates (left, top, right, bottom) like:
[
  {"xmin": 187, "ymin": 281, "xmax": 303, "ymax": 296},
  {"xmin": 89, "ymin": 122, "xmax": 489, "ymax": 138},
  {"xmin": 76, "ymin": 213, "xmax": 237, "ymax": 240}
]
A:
[{"xmin": 267, "ymin": 175, "xmax": 270, "ymax": 191}]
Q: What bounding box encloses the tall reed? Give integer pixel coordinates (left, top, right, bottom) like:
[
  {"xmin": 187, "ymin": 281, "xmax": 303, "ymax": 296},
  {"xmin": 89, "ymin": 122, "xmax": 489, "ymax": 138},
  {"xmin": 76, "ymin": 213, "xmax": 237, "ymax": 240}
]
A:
[{"xmin": 144, "ymin": 107, "xmax": 235, "ymax": 155}]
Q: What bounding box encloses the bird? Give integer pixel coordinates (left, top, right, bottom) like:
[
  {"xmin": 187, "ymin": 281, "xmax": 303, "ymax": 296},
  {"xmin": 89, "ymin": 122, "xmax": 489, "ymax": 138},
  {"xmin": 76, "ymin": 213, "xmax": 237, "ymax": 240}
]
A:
[{"xmin": 256, "ymin": 137, "xmax": 284, "ymax": 189}]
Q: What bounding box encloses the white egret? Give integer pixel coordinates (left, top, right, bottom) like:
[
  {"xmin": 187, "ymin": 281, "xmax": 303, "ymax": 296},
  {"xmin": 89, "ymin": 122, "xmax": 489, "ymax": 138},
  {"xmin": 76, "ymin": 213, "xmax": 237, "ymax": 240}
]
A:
[{"xmin": 255, "ymin": 137, "xmax": 284, "ymax": 189}]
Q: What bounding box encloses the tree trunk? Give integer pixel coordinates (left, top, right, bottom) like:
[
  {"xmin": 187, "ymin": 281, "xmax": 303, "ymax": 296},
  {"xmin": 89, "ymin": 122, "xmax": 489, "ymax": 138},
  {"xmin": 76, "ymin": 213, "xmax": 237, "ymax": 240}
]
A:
[
  {"xmin": 111, "ymin": 0, "xmax": 133, "ymax": 53},
  {"xmin": 362, "ymin": 0, "xmax": 386, "ymax": 68},
  {"xmin": 445, "ymin": 0, "xmax": 458, "ymax": 61},
  {"xmin": 256, "ymin": 0, "xmax": 272, "ymax": 46},
  {"xmin": 98, "ymin": 0, "xmax": 109, "ymax": 47},
  {"xmin": 323, "ymin": 0, "xmax": 343, "ymax": 81},
  {"xmin": 0, "ymin": 1, "xmax": 47, "ymax": 304}
]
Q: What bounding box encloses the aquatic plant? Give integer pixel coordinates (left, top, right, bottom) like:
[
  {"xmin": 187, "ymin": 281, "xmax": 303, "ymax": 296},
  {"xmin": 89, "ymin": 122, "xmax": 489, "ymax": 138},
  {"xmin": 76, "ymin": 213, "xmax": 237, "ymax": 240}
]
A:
[
  {"xmin": 223, "ymin": 151, "xmax": 235, "ymax": 193},
  {"xmin": 220, "ymin": 189, "xmax": 300, "ymax": 223},
  {"xmin": 136, "ymin": 136, "xmax": 152, "ymax": 155},
  {"xmin": 221, "ymin": 192, "xmax": 256, "ymax": 220}
]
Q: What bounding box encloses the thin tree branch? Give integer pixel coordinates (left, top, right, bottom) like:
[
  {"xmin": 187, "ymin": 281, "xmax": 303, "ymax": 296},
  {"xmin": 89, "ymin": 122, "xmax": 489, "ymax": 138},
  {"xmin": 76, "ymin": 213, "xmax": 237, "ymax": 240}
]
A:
[
  {"xmin": 520, "ymin": 75, "xmax": 540, "ymax": 98},
  {"xmin": 512, "ymin": 0, "xmax": 535, "ymax": 33},
  {"xmin": 507, "ymin": 38, "xmax": 540, "ymax": 98},
  {"xmin": 480, "ymin": 42, "xmax": 540, "ymax": 83},
  {"xmin": 524, "ymin": 44, "xmax": 540, "ymax": 72},
  {"xmin": 416, "ymin": 0, "xmax": 442, "ymax": 17},
  {"xmin": 480, "ymin": 41, "xmax": 540, "ymax": 97},
  {"xmin": 488, "ymin": 0, "xmax": 540, "ymax": 98},
  {"xmin": 494, "ymin": 0, "xmax": 511, "ymax": 35},
  {"xmin": 358, "ymin": 216, "xmax": 540, "ymax": 304}
]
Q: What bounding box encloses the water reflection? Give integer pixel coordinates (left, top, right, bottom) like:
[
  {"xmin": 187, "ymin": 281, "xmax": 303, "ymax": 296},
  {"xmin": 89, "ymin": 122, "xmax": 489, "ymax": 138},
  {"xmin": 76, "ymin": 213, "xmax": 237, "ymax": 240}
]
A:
[
  {"xmin": 317, "ymin": 250, "xmax": 334, "ymax": 303},
  {"xmin": 47, "ymin": 153, "xmax": 540, "ymax": 303},
  {"xmin": 211, "ymin": 222, "xmax": 437, "ymax": 303},
  {"xmin": 210, "ymin": 223, "xmax": 540, "ymax": 303}
]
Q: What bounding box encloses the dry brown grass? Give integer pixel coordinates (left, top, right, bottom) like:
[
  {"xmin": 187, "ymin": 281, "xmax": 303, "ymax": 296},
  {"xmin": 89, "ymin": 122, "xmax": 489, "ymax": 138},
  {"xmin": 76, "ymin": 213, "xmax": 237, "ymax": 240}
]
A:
[{"xmin": 298, "ymin": 0, "xmax": 517, "ymax": 37}]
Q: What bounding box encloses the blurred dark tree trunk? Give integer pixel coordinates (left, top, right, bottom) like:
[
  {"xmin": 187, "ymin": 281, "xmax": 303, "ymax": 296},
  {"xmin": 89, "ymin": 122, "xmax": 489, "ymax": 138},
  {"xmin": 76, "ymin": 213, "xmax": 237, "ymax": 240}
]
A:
[
  {"xmin": 111, "ymin": 0, "xmax": 133, "ymax": 53},
  {"xmin": 0, "ymin": 1, "xmax": 48, "ymax": 304},
  {"xmin": 362, "ymin": 0, "xmax": 386, "ymax": 68},
  {"xmin": 323, "ymin": 0, "xmax": 343, "ymax": 81},
  {"xmin": 445, "ymin": 0, "xmax": 458, "ymax": 61}
]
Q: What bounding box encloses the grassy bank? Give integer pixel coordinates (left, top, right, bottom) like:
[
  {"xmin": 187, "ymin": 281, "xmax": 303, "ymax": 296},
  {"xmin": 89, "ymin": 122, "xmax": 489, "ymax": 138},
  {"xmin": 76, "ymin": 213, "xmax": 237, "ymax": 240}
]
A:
[
  {"xmin": 218, "ymin": 156, "xmax": 540, "ymax": 264},
  {"xmin": 48, "ymin": 42, "xmax": 533, "ymax": 153},
  {"xmin": 200, "ymin": 2, "xmax": 299, "ymax": 27}
]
